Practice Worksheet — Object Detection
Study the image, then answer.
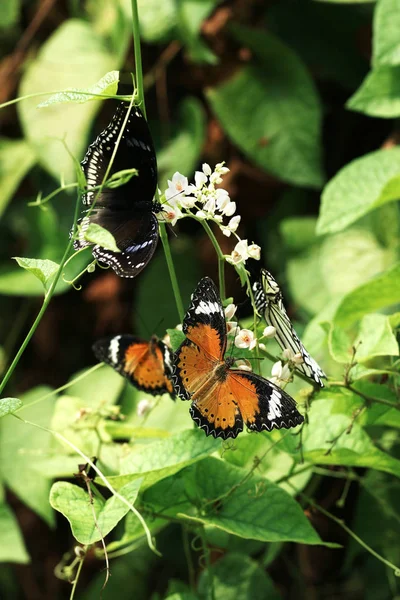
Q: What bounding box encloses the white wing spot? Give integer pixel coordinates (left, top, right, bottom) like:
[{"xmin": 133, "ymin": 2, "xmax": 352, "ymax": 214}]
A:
[{"xmin": 109, "ymin": 336, "xmax": 121, "ymax": 365}]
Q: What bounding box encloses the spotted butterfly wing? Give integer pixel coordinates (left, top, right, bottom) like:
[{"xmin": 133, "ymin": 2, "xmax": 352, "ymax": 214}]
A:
[
  {"xmin": 74, "ymin": 102, "xmax": 160, "ymax": 278},
  {"xmin": 93, "ymin": 334, "xmax": 175, "ymax": 399},
  {"xmin": 253, "ymin": 268, "xmax": 326, "ymax": 387},
  {"xmin": 173, "ymin": 277, "xmax": 304, "ymax": 439}
]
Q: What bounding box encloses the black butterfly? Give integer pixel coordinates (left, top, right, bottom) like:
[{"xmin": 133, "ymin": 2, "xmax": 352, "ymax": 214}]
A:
[{"xmin": 73, "ymin": 102, "xmax": 161, "ymax": 278}]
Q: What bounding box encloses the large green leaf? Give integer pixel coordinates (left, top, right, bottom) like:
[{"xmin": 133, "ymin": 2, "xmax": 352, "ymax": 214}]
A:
[
  {"xmin": 119, "ymin": 0, "xmax": 177, "ymax": 42},
  {"xmin": 0, "ymin": 387, "xmax": 55, "ymax": 526},
  {"xmin": 0, "ymin": 138, "xmax": 36, "ymax": 218},
  {"xmin": 198, "ymin": 553, "xmax": 282, "ymax": 600},
  {"xmin": 334, "ymin": 262, "xmax": 400, "ymax": 327},
  {"xmin": 300, "ymin": 396, "xmax": 400, "ymax": 478},
  {"xmin": 373, "ymin": 0, "xmax": 400, "ymax": 66},
  {"xmin": 18, "ymin": 19, "xmax": 116, "ymax": 183},
  {"xmin": 37, "ymin": 70, "xmax": 120, "ymax": 107},
  {"xmin": 179, "ymin": 458, "xmax": 328, "ymax": 546},
  {"xmin": 317, "ymin": 147, "xmax": 400, "ymax": 235},
  {"xmin": 355, "ymin": 314, "xmax": 399, "ymax": 361},
  {"xmin": 13, "ymin": 257, "xmax": 60, "ymax": 290},
  {"xmin": 116, "ymin": 428, "xmax": 219, "ymax": 489},
  {"xmin": 0, "ymin": 503, "xmax": 29, "ymax": 564},
  {"xmin": 347, "ymin": 66, "xmax": 400, "ymax": 117},
  {"xmin": 206, "ymin": 26, "xmax": 324, "ymax": 188},
  {"xmin": 50, "ymin": 479, "xmax": 142, "ymax": 544}
]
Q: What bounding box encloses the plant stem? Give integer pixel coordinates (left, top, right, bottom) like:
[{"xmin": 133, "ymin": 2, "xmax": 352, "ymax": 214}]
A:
[
  {"xmin": 201, "ymin": 220, "xmax": 226, "ymax": 301},
  {"xmin": 199, "ymin": 526, "xmax": 215, "ymax": 600},
  {"xmin": 131, "ymin": 0, "xmax": 145, "ymax": 115},
  {"xmin": 70, "ymin": 552, "xmax": 85, "ymax": 600},
  {"xmin": 0, "ymin": 189, "xmax": 82, "ymax": 395},
  {"xmin": 159, "ymin": 223, "xmax": 184, "ymax": 321},
  {"xmin": 182, "ymin": 526, "xmax": 196, "ymax": 592}
]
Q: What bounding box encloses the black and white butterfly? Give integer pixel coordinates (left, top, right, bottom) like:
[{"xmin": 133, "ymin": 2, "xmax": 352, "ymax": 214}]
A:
[
  {"xmin": 73, "ymin": 102, "xmax": 161, "ymax": 278},
  {"xmin": 253, "ymin": 268, "xmax": 326, "ymax": 387}
]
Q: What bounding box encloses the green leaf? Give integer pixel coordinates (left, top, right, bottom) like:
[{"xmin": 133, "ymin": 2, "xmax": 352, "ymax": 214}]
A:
[
  {"xmin": 313, "ymin": 0, "xmax": 375, "ymax": 3},
  {"xmin": 334, "ymin": 262, "xmax": 400, "ymax": 327},
  {"xmin": 18, "ymin": 19, "xmax": 117, "ymax": 183},
  {"xmin": 136, "ymin": 0, "xmax": 177, "ymax": 42},
  {"xmin": 158, "ymin": 97, "xmax": 206, "ymax": 179},
  {"xmin": 0, "ymin": 504, "xmax": 29, "ymax": 564},
  {"xmin": 355, "ymin": 314, "xmax": 399, "ymax": 361},
  {"xmin": 167, "ymin": 329, "xmax": 186, "ymax": 352},
  {"xmin": 180, "ymin": 458, "xmax": 328, "ymax": 546},
  {"xmin": 84, "ymin": 224, "xmax": 121, "ymax": 253},
  {"xmin": 0, "ymin": 0, "xmax": 20, "ymax": 28},
  {"xmin": 0, "ymin": 138, "xmax": 36, "ymax": 218},
  {"xmin": 37, "ymin": 70, "xmax": 120, "ymax": 107},
  {"xmin": 347, "ymin": 66, "xmax": 400, "ymax": 117},
  {"xmin": 206, "ymin": 25, "xmax": 324, "ymax": 189},
  {"xmin": 115, "ymin": 429, "xmax": 219, "ymax": 490},
  {"xmin": 327, "ymin": 323, "xmax": 353, "ymax": 363},
  {"xmin": 13, "ymin": 257, "xmax": 59, "ymax": 289},
  {"xmin": 317, "ymin": 147, "xmax": 400, "ymax": 235},
  {"xmin": 50, "ymin": 479, "xmax": 142, "ymax": 544},
  {"xmin": 198, "ymin": 553, "xmax": 282, "ymax": 600},
  {"xmin": 300, "ymin": 396, "xmax": 400, "ymax": 478},
  {"xmin": 175, "ymin": 0, "xmax": 219, "ymax": 64},
  {"xmin": 0, "ymin": 387, "xmax": 55, "ymax": 526},
  {"xmin": 0, "ymin": 398, "xmax": 22, "ymax": 417},
  {"xmin": 373, "ymin": 0, "xmax": 400, "ymax": 66}
]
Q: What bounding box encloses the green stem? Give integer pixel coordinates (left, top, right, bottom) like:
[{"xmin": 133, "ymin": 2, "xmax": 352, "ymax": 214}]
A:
[
  {"xmin": 159, "ymin": 223, "xmax": 184, "ymax": 322},
  {"xmin": 201, "ymin": 220, "xmax": 226, "ymax": 301},
  {"xmin": 182, "ymin": 526, "xmax": 196, "ymax": 592},
  {"xmin": 199, "ymin": 526, "xmax": 215, "ymax": 600},
  {"xmin": 0, "ymin": 190, "xmax": 82, "ymax": 396},
  {"xmin": 70, "ymin": 552, "xmax": 85, "ymax": 600},
  {"xmin": 131, "ymin": 0, "xmax": 145, "ymax": 115},
  {"xmin": 289, "ymin": 483, "xmax": 400, "ymax": 576}
]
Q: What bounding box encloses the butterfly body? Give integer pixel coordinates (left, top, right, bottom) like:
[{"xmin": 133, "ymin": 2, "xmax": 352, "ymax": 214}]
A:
[
  {"xmin": 74, "ymin": 102, "xmax": 160, "ymax": 278},
  {"xmin": 93, "ymin": 334, "xmax": 175, "ymax": 399},
  {"xmin": 253, "ymin": 268, "xmax": 326, "ymax": 387},
  {"xmin": 173, "ymin": 277, "xmax": 304, "ymax": 439}
]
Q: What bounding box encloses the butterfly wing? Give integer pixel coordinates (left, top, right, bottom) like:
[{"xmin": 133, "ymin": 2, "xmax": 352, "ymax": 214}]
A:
[
  {"xmin": 82, "ymin": 103, "xmax": 157, "ymax": 209},
  {"xmin": 255, "ymin": 269, "xmax": 326, "ymax": 387},
  {"xmin": 190, "ymin": 369, "xmax": 303, "ymax": 439},
  {"xmin": 78, "ymin": 207, "xmax": 159, "ymax": 278},
  {"xmin": 93, "ymin": 335, "xmax": 175, "ymax": 398},
  {"xmin": 173, "ymin": 277, "xmax": 227, "ymax": 400}
]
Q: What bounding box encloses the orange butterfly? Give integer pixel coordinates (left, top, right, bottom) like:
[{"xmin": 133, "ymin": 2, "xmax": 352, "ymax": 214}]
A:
[
  {"xmin": 172, "ymin": 277, "xmax": 304, "ymax": 439},
  {"xmin": 93, "ymin": 335, "xmax": 175, "ymax": 399}
]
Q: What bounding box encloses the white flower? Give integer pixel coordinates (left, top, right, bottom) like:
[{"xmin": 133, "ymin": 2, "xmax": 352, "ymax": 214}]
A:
[
  {"xmin": 203, "ymin": 197, "xmax": 216, "ymax": 215},
  {"xmin": 215, "ymin": 162, "xmax": 229, "ymax": 175},
  {"xmin": 224, "ymin": 304, "xmax": 237, "ymax": 320},
  {"xmin": 221, "ymin": 201, "xmax": 236, "ymax": 217},
  {"xmin": 234, "ymin": 328, "xmax": 257, "ymax": 350},
  {"xmin": 210, "ymin": 173, "xmax": 223, "ymax": 184},
  {"xmin": 293, "ymin": 352, "xmax": 304, "ymax": 365},
  {"xmin": 263, "ymin": 326, "xmax": 276, "ymax": 338},
  {"xmin": 227, "ymin": 239, "xmax": 249, "ymax": 265},
  {"xmin": 159, "ymin": 204, "xmax": 183, "ymax": 226},
  {"xmin": 175, "ymin": 323, "xmax": 183, "ymax": 332},
  {"xmin": 165, "ymin": 172, "xmax": 189, "ymax": 200},
  {"xmin": 269, "ymin": 361, "xmax": 292, "ymax": 387},
  {"xmin": 137, "ymin": 398, "xmax": 152, "ymax": 417},
  {"xmin": 234, "ymin": 359, "xmax": 252, "ymax": 372},
  {"xmin": 195, "ymin": 171, "xmax": 208, "ymax": 188},
  {"xmin": 247, "ymin": 243, "xmax": 261, "ymax": 260},
  {"xmin": 214, "ymin": 214, "xmax": 223, "ymax": 223},
  {"xmin": 180, "ymin": 195, "xmax": 196, "ymax": 209},
  {"xmin": 227, "ymin": 321, "xmax": 239, "ymax": 336},
  {"xmin": 215, "ymin": 189, "xmax": 230, "ymax": 211},
  {"xmin": 282, "ymin": 348, "xmax": 295, "ymax": 361},
  {"xmin": 221, "ymin": 215, "xmax": 241, "ymax": 237},
  {"xmin": 259, "ymin": 342, "xmax": 266, "ymax": 351},
  {"xmin": 202, "ymin": 163, "xmax": 212, "ymax": 176},
  {"xmin": 196, "ymin": 210, "xmax": 206, "ymax": 219}
]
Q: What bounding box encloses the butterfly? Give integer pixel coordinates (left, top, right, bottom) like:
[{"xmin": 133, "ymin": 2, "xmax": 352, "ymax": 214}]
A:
[
  {"xmin": 253, "ymin": 268, "xmax": 326, "ymax": 387},
  {"xmin": 93, "ymin": 334, "xmax": 175, "ymax": 399},
  {"xmin": 172, "ymin": 277, "xmax": 304, "ymax": 439},
  {"xmin": 73, "ymin": 102, "xmax": 161, "ymax": 278}
]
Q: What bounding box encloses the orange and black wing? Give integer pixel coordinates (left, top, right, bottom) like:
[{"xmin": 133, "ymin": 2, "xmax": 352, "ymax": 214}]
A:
[
  {"xmin": 93, "ymin": 335, "xmax": 175, "ymax": 398},
  {"xmin": 173, "ymin": 277, "xmax": 226, "ymax": 400},
  {"xmin": 190, "ymin": 370, "xmax": 303, "ymax": 439}
]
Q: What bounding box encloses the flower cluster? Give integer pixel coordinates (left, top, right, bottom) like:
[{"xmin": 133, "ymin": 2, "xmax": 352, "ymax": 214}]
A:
[{"xmin": 160, "ymin": 164, "xmax": 261, "ymax": 266}]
